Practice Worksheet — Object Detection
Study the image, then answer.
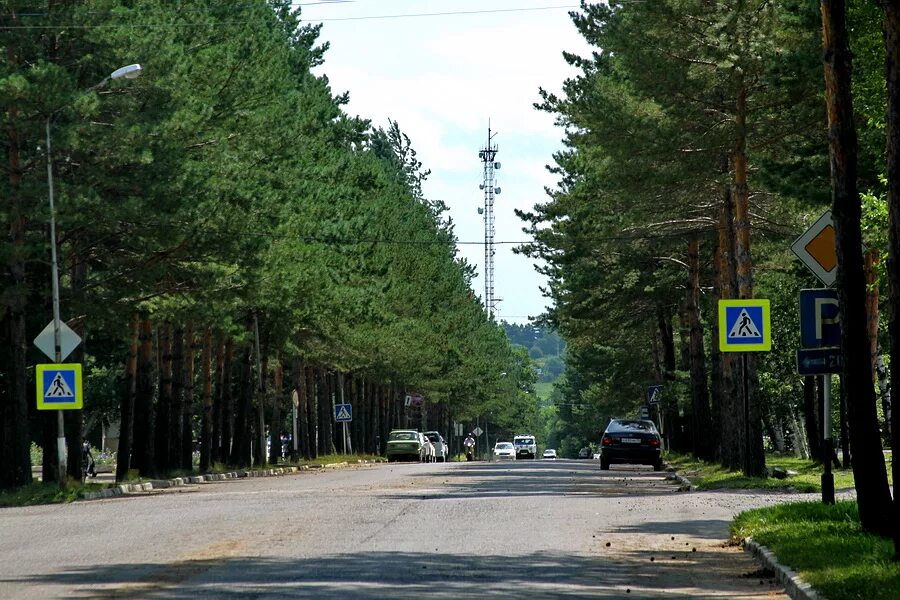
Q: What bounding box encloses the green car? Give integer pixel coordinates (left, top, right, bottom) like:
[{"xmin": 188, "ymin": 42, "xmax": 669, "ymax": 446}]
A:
[{"xmin": 386, "ymin": 429, "xmax": 425, "ymax": 462}]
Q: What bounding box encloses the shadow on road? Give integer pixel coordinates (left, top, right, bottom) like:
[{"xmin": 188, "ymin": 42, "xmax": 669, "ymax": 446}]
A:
[
  {"xmin": 383, "ymin": 459, "xmax": 679, "ymax": 501},
  {"xmin": 5, "ymin": 548, "xmax": 781, "ymax": 599}
]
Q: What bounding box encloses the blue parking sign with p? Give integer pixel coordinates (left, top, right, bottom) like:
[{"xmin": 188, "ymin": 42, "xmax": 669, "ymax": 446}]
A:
[
  {"xmin": 799, "ymin": 289, "xmax": 840, "ymax": 349},
  {"xmin": 36, "ymin": 363, "xmax": 83, "ymax": 410}
]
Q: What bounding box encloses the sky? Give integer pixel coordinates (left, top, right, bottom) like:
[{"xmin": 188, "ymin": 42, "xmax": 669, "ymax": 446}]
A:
[{"xmin": 297, "ymin": 0, "xmax": 592, "ymax": 324}]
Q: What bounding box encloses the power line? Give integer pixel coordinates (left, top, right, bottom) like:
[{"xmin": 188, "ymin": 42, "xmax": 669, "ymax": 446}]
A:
[{"xmin": 1, "ymin": 4, "xmax": 579, "ymax": 28}]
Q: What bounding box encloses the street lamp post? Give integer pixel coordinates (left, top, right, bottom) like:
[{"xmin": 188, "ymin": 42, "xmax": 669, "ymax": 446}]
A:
[{"xmin": 46, "ymin": 64, "xmax": 142, "ymax": 488}]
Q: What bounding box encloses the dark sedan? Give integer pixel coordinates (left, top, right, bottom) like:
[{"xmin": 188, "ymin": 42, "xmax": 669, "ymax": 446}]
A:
[{"xmin": 599, "ymin": 419, "xmax": 662, "ymax": 471}]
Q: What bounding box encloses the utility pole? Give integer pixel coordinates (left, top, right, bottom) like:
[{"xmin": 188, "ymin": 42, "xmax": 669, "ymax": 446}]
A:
[{"xmin": 478, "ymin": 124, "xmax": 500, "ymax": 318}]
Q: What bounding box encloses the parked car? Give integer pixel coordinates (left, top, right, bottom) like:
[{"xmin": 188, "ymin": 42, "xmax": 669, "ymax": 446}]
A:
[
  {"xmin": 493, "ymin": 442, "xmax": 516, "ymax": 460},
  {"xmin": 513, "ymin": 434, "xmax": 537, "ymax": 459},
  {"xmin": 424, "ymin": 431, "xmax": 449, "ymax": 462},
  {"xmin": 599, "ymin": 419, "xmax": 662, "ymax": 471},
  {"xmin": 578, "ymin": 446, "xmax": 592, "ymax": 459},
  {"xmin": 542, "ymin": 448, "xmax": 557, "ymax": 459},
  {"xmin": 386, "ymin": 430, "xmax": 424, "ymax": 462},
  {"xmin": 419, "ymin": 433, "xmax": 435, "ymax": 463}
]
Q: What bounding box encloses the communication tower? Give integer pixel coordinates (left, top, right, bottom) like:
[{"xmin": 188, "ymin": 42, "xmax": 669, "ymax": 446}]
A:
[{"xmin": 477, "ymin": 124, "xmax": 501, "ymax": 318}]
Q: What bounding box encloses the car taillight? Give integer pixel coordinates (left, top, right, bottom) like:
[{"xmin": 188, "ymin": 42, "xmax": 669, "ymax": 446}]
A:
[
  {"xmin": 649, "ymin": 438, "xmax": 660, "ymax": 447},
  {"xmin": 602, "ymin": 436, "xmax": 613, "ymax": 446}
]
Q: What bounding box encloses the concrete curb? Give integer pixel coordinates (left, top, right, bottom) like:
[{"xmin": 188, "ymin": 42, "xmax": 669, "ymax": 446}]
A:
[
  {"xmin": 743, "ymin": 537, "xmax": 824, "ymax": 600},
  {"xmin": 80, "ymin": 460, "xmax": 385, "ymax": 501},
  {"xmin": 662, "ymin": 461, "xmax": 694, "ymax": 492}
]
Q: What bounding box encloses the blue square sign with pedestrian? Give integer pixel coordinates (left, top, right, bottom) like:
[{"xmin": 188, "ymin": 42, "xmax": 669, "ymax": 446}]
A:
[
  {"xmin": 334, "ymin": 403, "xmax": 352, "ymax": 422},
  {"xmin": 718, "ymin": 299, "xmax": 771, "ymax": 352},
  {"xmin": 36, "ymin": 363, "xmax": 83, "ymax": 410}
]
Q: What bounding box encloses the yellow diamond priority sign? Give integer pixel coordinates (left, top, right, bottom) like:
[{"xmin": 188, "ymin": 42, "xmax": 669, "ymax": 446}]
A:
[{"xmin": 791, "ymin": 211, "xmax": 838, "ymax": 286}]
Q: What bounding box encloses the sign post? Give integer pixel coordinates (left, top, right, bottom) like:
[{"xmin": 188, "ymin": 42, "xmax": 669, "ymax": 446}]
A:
[
  {"xmin": 718, "ymin": 299, "xmax": 772, "ymax": 476},
  {"xmin": 334, "ymin": 403, "xmax": 352, "ymax": 455},
  {"xmin": 797, "ymin": 288, "xmax": 842, "ymax": 504},
  {"xmin": 291, "ymin": 390, "xmax": 299, "ymax": 459},
  {"xmin": 34, "ymin": 319, "xmax": 83, "ymax": 487}
]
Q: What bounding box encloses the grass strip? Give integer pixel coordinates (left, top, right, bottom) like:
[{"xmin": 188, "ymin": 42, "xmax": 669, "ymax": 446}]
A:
[
  {"xmin": 665, "ymin": 452, "xmax": 859, "ymax": 492},
  {"xmin": 732, "ymin": 501, "xmax": 900, "ymax": 600},
  {"xmin": 0, "ymin": 481, "xmax": 108, "ymax": 508}
]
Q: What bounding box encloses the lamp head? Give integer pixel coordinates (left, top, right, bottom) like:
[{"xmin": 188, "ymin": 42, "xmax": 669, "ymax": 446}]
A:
[{"xmin": 110, "ymin": 64, "xmax": 143, "ymax": 80}]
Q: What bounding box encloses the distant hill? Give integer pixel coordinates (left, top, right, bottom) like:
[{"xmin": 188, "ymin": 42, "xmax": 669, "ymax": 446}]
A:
[{"xmin": 501, "ymin": 322, "xmax": 565, "ymax": 383}]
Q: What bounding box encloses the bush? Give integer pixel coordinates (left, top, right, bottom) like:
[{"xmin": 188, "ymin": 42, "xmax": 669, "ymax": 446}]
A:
[{"xmin": 30, "ymin": 442, "xmax": 42, "ymax": 466}]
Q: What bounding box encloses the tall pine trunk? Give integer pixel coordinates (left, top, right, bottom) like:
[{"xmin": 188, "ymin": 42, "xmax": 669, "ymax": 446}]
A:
[
  {"xmin": 132, "ymin": 319, "xmax": 155, "ymax": 476},
  {"xmin": 270, "ymin": 355, "xmax": 283, "ymax": 464},
  {"xmin": 155, "ymin": 322, "xmax": 173, "ymax": 472},
  {"xmin": 687, "ymin": 239, "xmax": 714, "ymax": 460},
  {"xmin": 182, "ymin": 323, "xmax": 198, "ymax": 470},
  {"xmin": 116, "ymin": 315, "xmax": 140, "ymax": 482},
  {"xmin": 221, "ymin": 339, "xmax": 235, "ymax": 464},
  {"xmin": 884, "ymin": 0, "xmax": 900, "ymax": 556},
  {"xmin": 200, "ymin": 328, "xmax": 213, "ymax": 472},
  {"xmin": 1, "ymin": 53, "xmax": 32, "ymax": 488},
  {"xmin": 306, "ymin": 365, "xmax": 318, "ymax": 459},
  {"xmin": 171, "ymin": 325, "xmax": 185, "ymax": 471},
  {"xmin": 803, "ymin": 376, "xmax": 822, "ymax": 462},
  {"xmin": 718, "ymin": 189, "xmax": 741, "ymax": 470},
  {"xmin": 822, "ymin": 0, "xmax": 892, "ymax": 536},
  {"xmin": 230, "ymin": 345, "xmax": 253, "ymax": 467}
]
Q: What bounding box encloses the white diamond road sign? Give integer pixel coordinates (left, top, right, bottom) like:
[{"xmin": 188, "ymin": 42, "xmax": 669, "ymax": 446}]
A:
[{"xmin": 34, "ymin": 320, "xmax": 82, "ymax": 361}]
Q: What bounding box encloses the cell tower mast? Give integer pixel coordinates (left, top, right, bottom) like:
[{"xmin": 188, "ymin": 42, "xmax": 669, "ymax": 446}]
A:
[{"xmin": 478, "ymin": 124, "xmax": 500, "ymax": 318}]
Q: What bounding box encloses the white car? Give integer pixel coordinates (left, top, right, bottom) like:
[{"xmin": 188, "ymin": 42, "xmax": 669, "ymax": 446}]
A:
[
  {"xmin": 424, "ymin": 431, "xmax": 449, "ymax": 462},
  {"xmin": 542, "ymin": 448, "xmax": 557, "ymax": 459},
  {"xmin": 493, "ymin": 442, "xmax": 517, "ymax": 460},
  {"xmin": 513, "ymin": 434, "xmax": 537, "ymax": 459}
]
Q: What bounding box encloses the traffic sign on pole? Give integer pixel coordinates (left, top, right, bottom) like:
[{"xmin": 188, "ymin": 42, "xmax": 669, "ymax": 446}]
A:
[
  {"xmin": 797, "ymin": 347, "xmax": 842, "ymax": 376},
  {"xmin": 334, "ymin": 403, "xmax": 352, "ymax": 422},
  {"xmin": 36, "ymin": 363, "xmax": 83, "ymax": 410},
  {"xmin": 791, "ymin": 211, "xmax": 839, "ymax": 286},
  {"xmin": 718, "ymin": 299, "xmax": 772, "ymax": 352},
  {"xmin": 646, "ymin": 385, "xmax": 662, "ymax": 404},
  {"xmin": 33, "ymin": 320, "xmax": 81, "ymax": 362},
  {"xmin": 799, "ymin": 289, "xmax": 841, "ymax": 348}
]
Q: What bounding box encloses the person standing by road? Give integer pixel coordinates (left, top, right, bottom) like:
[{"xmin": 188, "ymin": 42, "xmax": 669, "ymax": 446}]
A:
[{"xmin": 81, "ymin": 440, "xmax": 96, "ymax": 479}]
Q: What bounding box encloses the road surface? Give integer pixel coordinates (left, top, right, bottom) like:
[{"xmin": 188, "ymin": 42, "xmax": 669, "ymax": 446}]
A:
[{"xmin": 0, "ymin": 459, "xmax": 791, "ymax": 598}]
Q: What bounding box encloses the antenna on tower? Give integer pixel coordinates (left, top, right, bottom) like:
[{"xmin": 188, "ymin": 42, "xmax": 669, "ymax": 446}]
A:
[{"xmin": 478, "ymin": 121, "xmax": 500, "ymax": 319}]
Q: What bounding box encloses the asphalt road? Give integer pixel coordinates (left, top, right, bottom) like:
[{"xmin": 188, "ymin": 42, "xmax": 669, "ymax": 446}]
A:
[{"xmin": 0, "ymin": 459, "xmax": 791, "ymax": 599}]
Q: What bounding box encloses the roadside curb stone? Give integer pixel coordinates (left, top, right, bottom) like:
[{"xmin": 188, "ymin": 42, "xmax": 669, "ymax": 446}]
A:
[
  {"xmin": 743, "ymin": 537, "xmax": 823, "ymax": 600},
  {"xmin": 662, "ymin": 461, "xmax": 694, "ymax": 492},
  {"xmin": 78, "ymin": 461, "xmax": 388, "ymax": 502}
]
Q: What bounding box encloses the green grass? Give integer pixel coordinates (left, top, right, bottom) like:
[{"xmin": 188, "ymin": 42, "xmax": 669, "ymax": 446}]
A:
[
  {"xmin": 533, "ymin": 382, "xmax": 554, "ymax": 402},
  {"xmin": 666, "ymin": 452, "xmax": 862, "ymax": 492},
  {"xmin": 0, "ymin": 481, "xmax": 108, "ymax": 508},
  {"xmin": 732, "ymin": 501, "xmax": 900, "ymax": 600}
]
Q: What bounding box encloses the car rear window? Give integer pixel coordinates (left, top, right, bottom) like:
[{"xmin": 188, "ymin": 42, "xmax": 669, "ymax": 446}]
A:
[
  {"xmin": 607, "ymin": 420, "xmax": 657, "ymax": 433},
  {"xmin": 495, "ymin": 443, "xmax": 513, "ymax": 449},
  {"xmin": 389, "ymin": 432, "xmax": 418, "ymax": 441},
  {"xmin": 514, "ymin": 438, "xmax": 534, "ymax": 445}
]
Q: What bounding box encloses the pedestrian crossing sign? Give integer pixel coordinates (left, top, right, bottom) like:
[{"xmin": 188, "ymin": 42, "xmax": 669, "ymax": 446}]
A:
[
  {"xmin": 718, "ymin": 300, "xmax": 771, "ymax": 352},
  {"xmin": 36, "ymin": 363, "xmax": 83, "ymax": 410},
  {"xmin": 334, "ymin": 403, "xmax": 352, "ymax": 422}
]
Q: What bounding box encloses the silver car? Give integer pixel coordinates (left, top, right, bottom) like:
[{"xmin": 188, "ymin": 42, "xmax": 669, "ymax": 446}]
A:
[{"xmin": 424, "ymin": 431, "xmax": 449, "ymax": 462}]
